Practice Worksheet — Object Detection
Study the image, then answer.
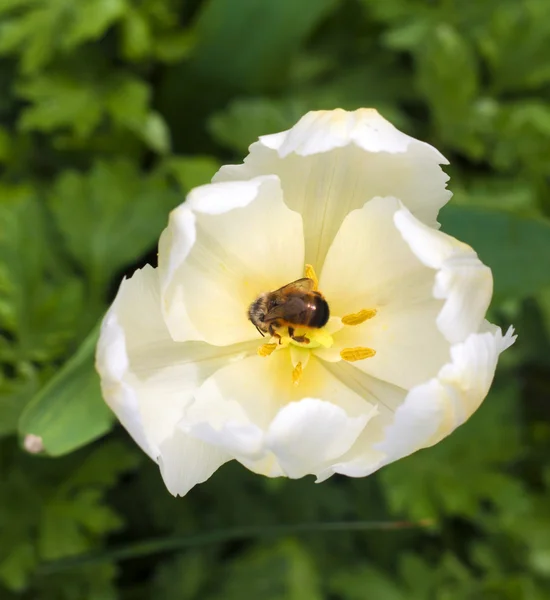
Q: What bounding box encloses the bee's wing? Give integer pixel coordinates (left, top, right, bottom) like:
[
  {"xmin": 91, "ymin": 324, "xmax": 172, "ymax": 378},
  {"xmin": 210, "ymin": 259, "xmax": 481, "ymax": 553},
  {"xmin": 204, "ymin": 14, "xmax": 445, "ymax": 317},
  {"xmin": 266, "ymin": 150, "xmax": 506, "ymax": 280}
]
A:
[
  {"xmin": 272, "ymin": 278, "xmax": 314, "ymax": 295},
  {"xmin": 263, "ymin": 296, "xmax": 306, "ymax": 323}
]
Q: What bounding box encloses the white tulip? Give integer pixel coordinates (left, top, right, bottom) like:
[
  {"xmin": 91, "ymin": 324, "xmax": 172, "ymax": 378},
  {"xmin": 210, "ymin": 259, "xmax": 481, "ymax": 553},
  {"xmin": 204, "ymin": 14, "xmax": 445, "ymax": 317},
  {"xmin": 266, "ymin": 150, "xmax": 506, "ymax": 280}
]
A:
[{"xmin": 96, "ymin": 109, "xmax": 516, "ymax": 496}]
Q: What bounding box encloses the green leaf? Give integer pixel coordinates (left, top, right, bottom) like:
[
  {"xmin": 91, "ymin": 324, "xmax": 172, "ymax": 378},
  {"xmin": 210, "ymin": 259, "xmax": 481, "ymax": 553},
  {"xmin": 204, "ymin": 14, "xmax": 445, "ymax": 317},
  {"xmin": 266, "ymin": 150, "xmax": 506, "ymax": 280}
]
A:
[
  {"xmin": 39, "ymin": 490, "xmax": 122, "ymax": 560},
  {"xmin": 209, "ymin": 539, "xmax": 322, "ymax": 600},
  {"xmin": 18, "ymin": 325, "xmax": 114, "ymax": 456},
  {"xmin": 209, "ymin": 97, "xmax": 307, "ymax": 153},
  {"xmin": 440, "ymin": 205, "xmax": 550, "ymax": 300},
  {"xmin": 381, "ymin": 382, "xmax": 525, "ymax": 520},
  {"xmin": 48, "ymin": 159, "xmax": 180, "ymax": 293},
  {"xmin": 0, "ymin": 363, "xmax": 39, "ymax": 439},
  {"xmin": 17, "ymin": 70, "xmax": 168, "ymax": 151},
  {"xmin": 0, "ymin": 126, "xmax": 10, "ymax": 163},
  {"xmin": 451, "ymin": 176, "xmax": 537, "ymax": 212},
  {"xmin": 0, "ymin": 542, "xmax": 35, "ymax": 592},
  {"xmin": 192, "ymin": 0, "xmax": 338, "ymax": 92},
  {"xmin": 37, "ymin": 564, "xmax": 118, "ymax": 600},
  {"xmin": 162, "ymin": 155, "xmax": 221, "ymax": 191},
  {"xmin": 152, "ymin": 552, "xmax": 210, "ymax": 600},
  {"xmin": 0, "ymin": 185, "xmax": 84, "ymax": 364},
  {"xmin": 330, "ymin": 565, "xmax": 405, "ymax": 600},
  {"xmin": 0, "ymin": 0, "xmax": 127, "ymax": 74},
  {"xmin": 416, "ymin": 24, "xmax": 482, "ymax": 157}
]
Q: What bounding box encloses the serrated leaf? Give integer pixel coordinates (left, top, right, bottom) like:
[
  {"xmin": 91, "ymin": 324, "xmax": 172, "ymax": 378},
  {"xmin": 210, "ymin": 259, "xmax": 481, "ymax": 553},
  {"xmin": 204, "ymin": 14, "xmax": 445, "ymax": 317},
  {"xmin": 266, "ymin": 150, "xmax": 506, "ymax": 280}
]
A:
[
  {"xmin": 440, "ymin": 205, "xmax": 550, "ymax": 300},
  {"xmin": 0, "ymin": 363, "xmax": 39, "ymax": 439},
  {"xmin": 381, "ymin": 382, "xmax": 524, "ymax": 520},
  {"xmin": 39, "ymin": 490, "xmax": 122, "ymax": 560},
  {"xmin": 209, "ymin": 97, "xmax": 307, "ymax": 153},
  {"xmin": 18, "ymin": 325, "xmax": 113, "ymax": 456},
  {"xmin": 209, "ymin": 539, "xmax": 322, "ymax": 600},
  {"xmin": 48, "ymin": 159, "xmax": 180, "ymax": 292},
  {"xmin": 416, "ymin": 24, "xmax": 482, "ymax": 156},
  {"xmin": 37, "ymin": 441, "xmax": 138, "ymax": 559},
  {"xmin": 0, "ymin": 0, "xmax": 127, "ymax": 73},
  {"xmin": 17, "ymin": 70, "xmax": 166, "ymax": 151},
  {"xmin": 0, "ymin": 185, "xmax": 84, "ymax": 364}
]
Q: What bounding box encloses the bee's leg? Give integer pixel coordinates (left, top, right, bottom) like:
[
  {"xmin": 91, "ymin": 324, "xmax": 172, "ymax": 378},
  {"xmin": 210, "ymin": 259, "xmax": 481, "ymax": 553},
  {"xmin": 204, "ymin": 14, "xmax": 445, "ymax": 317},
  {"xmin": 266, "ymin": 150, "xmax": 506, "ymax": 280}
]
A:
[
  {"xmin": 291, "ymin": 333, "xmax": 310, "ymax": 344},
  {"xmin": 269, "ymin": 323, "xmax": 283, "ymax": 344},
  {"xmin": 288, "ymin": 326, "xmax": 310, "ymax": 344}
]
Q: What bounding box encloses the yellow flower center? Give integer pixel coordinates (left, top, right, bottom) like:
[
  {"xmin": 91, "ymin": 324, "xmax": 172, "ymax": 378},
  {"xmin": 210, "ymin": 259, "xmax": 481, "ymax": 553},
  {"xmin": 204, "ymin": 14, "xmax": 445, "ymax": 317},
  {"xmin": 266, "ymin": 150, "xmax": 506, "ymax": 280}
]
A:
[{"xmin": 255, "ymin": 265, "xmax": 377, "ymax": 383}]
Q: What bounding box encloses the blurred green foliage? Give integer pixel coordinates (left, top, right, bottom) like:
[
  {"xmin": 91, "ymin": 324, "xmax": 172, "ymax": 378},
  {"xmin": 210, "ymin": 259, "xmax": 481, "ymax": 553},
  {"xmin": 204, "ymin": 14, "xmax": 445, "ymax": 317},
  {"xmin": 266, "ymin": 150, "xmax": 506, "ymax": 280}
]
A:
[{"xmin": 1, "ymin": 0, "xmax": 550, "ymax": 597}]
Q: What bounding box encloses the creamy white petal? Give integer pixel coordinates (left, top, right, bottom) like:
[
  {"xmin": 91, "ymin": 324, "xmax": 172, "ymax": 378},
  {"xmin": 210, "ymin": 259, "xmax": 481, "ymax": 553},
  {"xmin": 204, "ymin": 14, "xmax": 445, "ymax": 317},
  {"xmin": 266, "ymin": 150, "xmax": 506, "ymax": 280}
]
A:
[
  {"xmin": 215, "ymin": 109, "xmax": 451, "ymax": 267},
  {"xmin": 317, "ymin": 327, "xmax": 515, "ymax": 480},
  {"xmin": 394, "ymin": 206, "xmax": 493, "ymax": 343},
  {"xmin": 95, "ymin": 265, "xmax": 255, "ymax": 495},
  {"xmin": 342, "ymin": 327, "xmax": 515, "ymax": 477},
  {"xmin": 158, "ymin": 175, "xmax": 304, "ymax": 346},
  {"xmin": 315, "ymin": 364, "xmax": 406, "ymax": 481},
  {"xmin": 319, "ymin": 195, "xmax": 436, "ymax": 316},
  {"xmin": 265, "ymin": 399, "xmax": 374, "ymax": 479},
  {"xmin": 158, "ymin": 430, "xmax": 231, "ymax": 496},
  {"xmin": 180, "ymin": 352, "xmax": 376, "ymax": 476},
  {"xmin": 317, "ymin": 196, "xmax": 450, "ymax": 389}
]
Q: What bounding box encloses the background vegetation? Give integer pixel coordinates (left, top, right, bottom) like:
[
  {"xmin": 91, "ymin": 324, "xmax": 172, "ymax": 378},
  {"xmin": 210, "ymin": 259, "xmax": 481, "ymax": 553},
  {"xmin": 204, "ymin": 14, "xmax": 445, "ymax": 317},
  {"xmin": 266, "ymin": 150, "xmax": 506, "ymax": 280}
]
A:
[{"xmin": 1, "ymin": 0, "xmax": 550, "ymax": 597}]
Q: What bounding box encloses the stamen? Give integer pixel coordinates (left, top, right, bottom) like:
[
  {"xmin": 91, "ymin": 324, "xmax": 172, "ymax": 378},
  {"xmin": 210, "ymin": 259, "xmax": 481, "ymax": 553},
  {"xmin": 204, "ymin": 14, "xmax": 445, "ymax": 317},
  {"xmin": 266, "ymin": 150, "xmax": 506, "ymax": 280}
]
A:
[
  {"xmin": 257, "ymin": 343, "xmax": 277, "ymax": 357},
  {"xmin": 292, "ymin": 361, "xmax": 303, "ymax": 385},
  {"xmin": 304, "ymin": 264, "xmax": 319, "ymax": 291},
  {"xmin": 340, "ymin": 347, "xmax": 376, "ymax": 361},
  {"xmin": 341, "ymin": 309, "xmax": 377, "ymax": 326}
]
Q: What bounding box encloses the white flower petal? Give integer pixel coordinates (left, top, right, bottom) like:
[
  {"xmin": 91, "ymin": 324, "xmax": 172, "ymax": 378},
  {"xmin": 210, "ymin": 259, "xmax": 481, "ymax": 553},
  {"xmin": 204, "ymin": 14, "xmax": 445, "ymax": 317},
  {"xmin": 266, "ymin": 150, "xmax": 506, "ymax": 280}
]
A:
[
  {"xmin": 95, "ymin": 265, "xmax": 255, "ymax": 494},
  {"xmin": 158, "ymin": 175, "xmax": 304, "ymax": 346},
  {"xmin": 319, "ymin": 195, "xmax": 434, "ymax": 316},
  {"xmin": 317, "ymin": 196, "xmax": 450, "ymax": 389},
  {"xmin": 375, "ymin": 328, "xmax": 516, "ymax": 466},
  {"xmin": 318, "ymin": 327, "xmax": 516, "ymax": 480},
  {"xmin": 265, "ymin": 399, "xmax": 374, "ymax": 479},
  {"xmin": 315, "ymin": 363, "xmax": 406, "ymax": 481},
  {"xmin": 180, "ymin": 352, "xmax": 376, "ymax": 477},
  {"xmin": 394, "ymin": 206, "xmax": 493, "ymax": 343},
  {"xmin": 215, "ymin": 109, "xmax": 451, "ymax": 267},
  {"xmin": 157, "ymin": 429, "xmax": 231, "ymax": 497}
]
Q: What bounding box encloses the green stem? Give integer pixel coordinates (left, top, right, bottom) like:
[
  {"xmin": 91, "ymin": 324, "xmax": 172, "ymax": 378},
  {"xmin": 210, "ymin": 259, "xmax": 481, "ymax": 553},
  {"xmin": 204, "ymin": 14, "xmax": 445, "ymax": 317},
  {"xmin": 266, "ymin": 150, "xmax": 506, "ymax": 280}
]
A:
[{"xmin": 38, "ymin": 519, "xmax": 434, "ymax": 574}]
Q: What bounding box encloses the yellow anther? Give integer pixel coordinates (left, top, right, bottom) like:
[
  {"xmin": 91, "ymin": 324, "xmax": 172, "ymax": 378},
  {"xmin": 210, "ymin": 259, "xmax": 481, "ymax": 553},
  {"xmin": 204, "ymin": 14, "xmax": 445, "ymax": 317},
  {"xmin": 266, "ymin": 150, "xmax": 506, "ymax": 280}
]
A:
[
  {"xmin": 292, "ymin": 361, "xmax": 303, "ymax": 386},
  {"xmin": 340, "ymin": 347, "xmax": 376, "ymax": 362},
  {"xmin": 304, "ymin": 264, "xmax": 319, "ymax": 291},
  {"xmin": 341, "ymin": 309, "xmax": 378, "ymax": 326},
  {"xmin": 257, "ymin": 343, "xmax": 277, "ymax": 357}
]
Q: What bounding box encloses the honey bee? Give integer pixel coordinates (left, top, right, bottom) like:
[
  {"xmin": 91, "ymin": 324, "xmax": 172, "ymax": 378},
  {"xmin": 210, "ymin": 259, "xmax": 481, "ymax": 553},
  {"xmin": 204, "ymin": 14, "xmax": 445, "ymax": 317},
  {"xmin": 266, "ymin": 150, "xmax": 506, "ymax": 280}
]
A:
[{"xmin": 248, "ymin": 278, "xmax": 330, "ymax": 344}]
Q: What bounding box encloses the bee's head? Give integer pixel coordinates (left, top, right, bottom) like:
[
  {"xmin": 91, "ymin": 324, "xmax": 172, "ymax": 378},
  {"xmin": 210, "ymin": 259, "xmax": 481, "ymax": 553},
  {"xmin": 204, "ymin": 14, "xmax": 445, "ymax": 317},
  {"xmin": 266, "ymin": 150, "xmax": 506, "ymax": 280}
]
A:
[{"xmin": 248, "ymin": 293, "xmax": 269, "ymax": 326}]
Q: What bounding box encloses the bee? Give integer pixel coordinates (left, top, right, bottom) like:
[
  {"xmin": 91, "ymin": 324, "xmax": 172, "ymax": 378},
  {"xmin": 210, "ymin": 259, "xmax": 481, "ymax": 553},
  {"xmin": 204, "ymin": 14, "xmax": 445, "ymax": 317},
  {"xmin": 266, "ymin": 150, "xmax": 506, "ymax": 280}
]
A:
[{"xmin": 248, "ymin": 278, "xmax": 330, "ymax": 344}]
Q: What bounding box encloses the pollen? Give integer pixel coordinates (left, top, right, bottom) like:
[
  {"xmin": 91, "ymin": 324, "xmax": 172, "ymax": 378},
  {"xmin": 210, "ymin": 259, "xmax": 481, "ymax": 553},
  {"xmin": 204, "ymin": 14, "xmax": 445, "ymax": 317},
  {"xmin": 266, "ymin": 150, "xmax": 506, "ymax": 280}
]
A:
[
  {"xmin": 340, "ymin": 347, "xmax": 376, "ymax": 361},
  {"xmin": 341, "ymin": 308, "xmax": 377, "ymax": 326},
  {"xmin": 257, "ymin": 343, "xmax": 277, "ymax": 357},
  {"xmin": 292, "ymin": 361, "xmax": 303, "ymax": 385},
  {"xmin": 304, "ymin": 264, "xmax": 319, "ymax": 291}
]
